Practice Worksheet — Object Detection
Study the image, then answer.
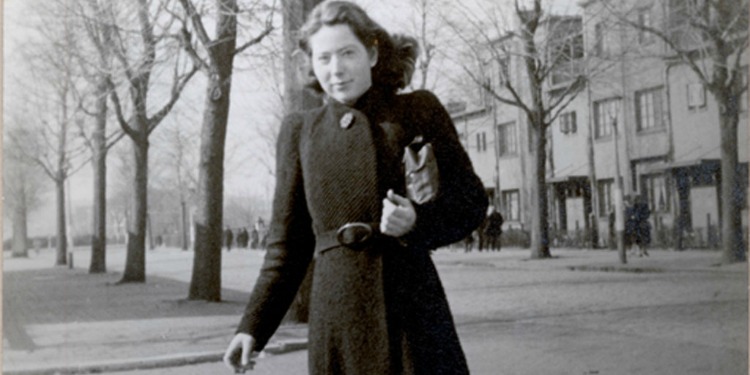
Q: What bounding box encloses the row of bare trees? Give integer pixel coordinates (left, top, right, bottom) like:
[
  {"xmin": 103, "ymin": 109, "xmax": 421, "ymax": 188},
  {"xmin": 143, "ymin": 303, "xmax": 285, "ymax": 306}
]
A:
[
  {"xmin": 4, "ymin": 0, "xmax": 278, "ymax": 301},
  {"xmin": 4, "ymin": 0, "xmax": 745, "ymax": 311}
]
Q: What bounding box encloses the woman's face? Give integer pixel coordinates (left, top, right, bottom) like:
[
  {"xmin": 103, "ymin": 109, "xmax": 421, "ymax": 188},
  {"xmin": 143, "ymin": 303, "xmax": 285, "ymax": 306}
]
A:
[{"xmin": 309, "ymin": 24, "xmax": 377, "ymax": 105}]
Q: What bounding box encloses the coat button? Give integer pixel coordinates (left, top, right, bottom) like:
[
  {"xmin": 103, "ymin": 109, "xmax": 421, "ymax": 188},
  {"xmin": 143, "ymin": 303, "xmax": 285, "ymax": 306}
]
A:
[{"xmin": 340, "ymin": 112, "xmax": 354, "ymax": 129}]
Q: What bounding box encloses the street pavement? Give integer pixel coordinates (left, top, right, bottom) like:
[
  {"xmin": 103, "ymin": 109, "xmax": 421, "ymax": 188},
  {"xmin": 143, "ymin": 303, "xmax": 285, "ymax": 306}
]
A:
[{"xmin": 3, "ymin": 244, "xmax": 747, "ymax": 374}]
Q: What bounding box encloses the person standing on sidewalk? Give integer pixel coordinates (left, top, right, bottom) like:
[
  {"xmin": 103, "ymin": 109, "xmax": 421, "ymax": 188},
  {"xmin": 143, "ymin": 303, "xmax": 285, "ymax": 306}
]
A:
[
  {"xmin": 224, "ymin": 227, "xmax": 234, "ymax": 252},
  {"xmin": 484, "ymin": 206, "xmax": 504, "ymax": 251},
  {"xmin": 223, "ymin": 2, "xmax": 487, "ymax": 374}
]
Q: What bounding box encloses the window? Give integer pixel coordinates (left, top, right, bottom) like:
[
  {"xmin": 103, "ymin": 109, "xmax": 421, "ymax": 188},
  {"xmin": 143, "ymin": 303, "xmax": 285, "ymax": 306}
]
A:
[
  {"xmin": 594, "ymin": 23, "xmax": 605, "ymax": 56},
  {"xmin": 498, "ymin": 57, "xmax": 510, "ymax": 85},
  {"xmin": 559, "ymin": 112, "xmax": 577, "ymax": 134},
  {"xmin": 593, "ymin": 98, "xmax": 620, "ymax": 139},
  {"xmin": 687, "ymin": 83, "xmax": 706, "ymax": 109},
  {"xmin": 476, "ymin": 132, "xmax": 487, "ymax": 152},
  {"xmin": 597, "ymin": 179, "xmax": 614, "ymax": 216},
  {"xmin": 637, "ymin": 8, "xmax": 653, "ymax": 44},
  {"xmin": 497, "ymin": 122, "xmax": 517, "ymax": 156},
  {"xmin": 635, "ymin": 87, "xmax": 664, "ymax": 131},
  {"xmin": 643, "ymin": 174, "xmax": 670, "ymax": 212},
  {"xmin": 593, "ymin": 22, "xmax": 616, "ymax": 56},
  {"xmin": 549, "ymin": 28, "xmax": 584, "ymax": 85},
  {"xmin": 502, "ymin": 190, "xmax": 520, "ymax": 221}
]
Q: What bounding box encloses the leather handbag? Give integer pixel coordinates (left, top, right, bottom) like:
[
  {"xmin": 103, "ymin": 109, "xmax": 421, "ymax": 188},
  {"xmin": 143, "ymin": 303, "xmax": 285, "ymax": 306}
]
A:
[{"xmin": 403, "ymin": 135, "xmax": 439, "ymax": 204}]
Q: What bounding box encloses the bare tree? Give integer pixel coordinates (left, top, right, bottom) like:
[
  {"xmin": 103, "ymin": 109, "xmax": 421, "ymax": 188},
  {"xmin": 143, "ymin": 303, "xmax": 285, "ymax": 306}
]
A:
[
  {"xmin": 69, "ymin": 0, "xmax": 133, "ymax": 273},
  {"xmin": 176, "ymin": 0, "xmax": 274, "ymax": 301},
  {"xmin": 602, "ymin": 0, "xmax": 748, "ymax": 262},
  {"xmin": 105, "ymin": 0, "xmax": 200, "ymax": 283},
  {"xmin": 152, "ymin": 113, "xmax": 201, "ymax": 251},
  {"xmin": 13, "ymin": 1, "xmax": 91, "ymax": 265},
  {"xmin": 408, "ymin": 0, "xmax": 455, "ymax": 91},
  {"xmin": 3, "ymin": 125, "xmax": 48, "ymax": 258},
  {"xmin": 450, "ymin": 0, "xmax": 589, "ymax": 258}
]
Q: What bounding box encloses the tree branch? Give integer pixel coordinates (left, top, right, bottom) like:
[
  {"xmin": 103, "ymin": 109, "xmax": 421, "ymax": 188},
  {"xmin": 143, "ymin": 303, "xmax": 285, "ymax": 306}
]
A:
[
  {"xmin": 107, "ymin": 79, "xmax": 137, "ymax": 140},
  {"xmin": 177, "ymin": 0, "xmax": 212, "ymax": 47},
  {"xmin": 547, "ymin": 76, "xmax": 586, "ymax": 125},
  {"xmin": 601, "ymin": 0, "xmax": 712, "ymax": 85},
  {"xmin": 147, "ymin": 65, "xmax": 200, "ymax": 134},
  {"xmin": 235, "ymin": 25, "xmax": 274, "ymax": 55},
  {"xmin": 105, "ymin": 129, "xmax": 127, "ymax": 150}
]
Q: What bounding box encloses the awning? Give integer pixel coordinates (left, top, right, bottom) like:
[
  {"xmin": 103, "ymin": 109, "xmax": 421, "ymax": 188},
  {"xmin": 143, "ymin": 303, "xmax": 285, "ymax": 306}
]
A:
[
  {"xmin": 664, "ymin": 159, "xmax": 720, "ymax": 170},
  {"xmin": 546, "ymin": 175, "xmax": 589, "ymax": 184}
]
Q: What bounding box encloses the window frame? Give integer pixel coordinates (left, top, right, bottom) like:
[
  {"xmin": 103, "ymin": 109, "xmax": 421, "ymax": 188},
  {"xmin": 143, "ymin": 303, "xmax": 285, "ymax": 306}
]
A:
[
  {"xmin": 594, "ymin": 22, "xmax": 605, "ymax": 56},
  {"xmin": 559, "ymin": 111, "xmax": 577, "ymax": 135},
  {"xmin": 597, "ymin": 179, "xmax": 614, "ymax": 217},
  {"xmin": 593, "ymin": 97, "xmax": 620, "ymax": 139},
  {"xmin": 643, "ymin": 173, "xmax": 671, "ymax": 213},
  {"xmin": 687, "ymin": 82, "xmax": 706, "ymax": 109},
  {"xmin": 637, "ymin": 7, "xmax": 654, "ymax": 45},
  {"xmin": 635, "ymin": 86, "xmax": 665, "ymax": 131},
  {"xmin": 497, "ymin": 121, "xmax": 518, "ymax": 156}
]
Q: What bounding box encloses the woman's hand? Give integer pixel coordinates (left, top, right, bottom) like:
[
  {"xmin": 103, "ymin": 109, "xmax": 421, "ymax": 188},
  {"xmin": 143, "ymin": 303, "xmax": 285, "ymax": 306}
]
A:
[
  {"xmin": 380, "ymin": 189, "xmax": 416, "ymax": 237},
  {"xmin": 223, "ymin": 333, "xmax": 257, "ymax": 373}
]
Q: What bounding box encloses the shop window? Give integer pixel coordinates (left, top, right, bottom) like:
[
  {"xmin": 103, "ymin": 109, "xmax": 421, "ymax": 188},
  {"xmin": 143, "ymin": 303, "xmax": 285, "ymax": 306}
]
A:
[
  {"xmin": 502, "ymin": 190, "xmax": 520, "ymax": 221},
  {"xmin": 598, "ymin": 179, "xmax": 614, "ymax": 216}
]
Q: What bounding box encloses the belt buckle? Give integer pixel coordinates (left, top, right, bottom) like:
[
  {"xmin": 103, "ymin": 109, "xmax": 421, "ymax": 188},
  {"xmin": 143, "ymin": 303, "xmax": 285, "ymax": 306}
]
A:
[{"xmin": 336, "ymin": 223, "xmax": 373, "ymax": 248}]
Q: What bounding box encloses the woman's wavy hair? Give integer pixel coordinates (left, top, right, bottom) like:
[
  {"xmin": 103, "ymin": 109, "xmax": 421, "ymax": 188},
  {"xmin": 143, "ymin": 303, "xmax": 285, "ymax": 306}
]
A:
[{"xmin": 298, "ymin": 1, "xmax": 418, "ymax": 94}]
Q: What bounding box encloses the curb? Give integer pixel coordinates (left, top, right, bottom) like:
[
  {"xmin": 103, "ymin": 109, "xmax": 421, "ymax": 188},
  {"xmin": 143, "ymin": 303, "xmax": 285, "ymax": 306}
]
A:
[
  {"xmin": 567, "ymin": 265, "xmax": 665, "ymax": 273},
  {"xmin": 3, "ymin": 340, "xmax": 308, "ymax": 375}
]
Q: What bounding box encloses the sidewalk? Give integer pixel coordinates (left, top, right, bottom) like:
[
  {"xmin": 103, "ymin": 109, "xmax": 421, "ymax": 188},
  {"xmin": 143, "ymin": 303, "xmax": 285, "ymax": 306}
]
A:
[
  {"xmin": 3, "ymin": 248, "xmax": 307, "ymax": 375},
  {"xmin": 2, "ymin": 245, "xmax": 744, "ymax": 374}
]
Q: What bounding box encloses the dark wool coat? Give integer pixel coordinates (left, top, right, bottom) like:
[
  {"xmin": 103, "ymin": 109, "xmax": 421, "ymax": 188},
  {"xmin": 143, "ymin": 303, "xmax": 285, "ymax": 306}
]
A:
[{"xmin": 237, "ymin": 88, "xmax": 488, "ymax": 374}]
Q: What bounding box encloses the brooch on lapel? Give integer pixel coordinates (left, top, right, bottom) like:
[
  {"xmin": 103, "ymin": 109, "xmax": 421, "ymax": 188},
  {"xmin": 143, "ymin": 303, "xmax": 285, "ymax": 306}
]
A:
[{"xmin": 340, "ymin": 112, "xmax": 354, "ymax": 129}]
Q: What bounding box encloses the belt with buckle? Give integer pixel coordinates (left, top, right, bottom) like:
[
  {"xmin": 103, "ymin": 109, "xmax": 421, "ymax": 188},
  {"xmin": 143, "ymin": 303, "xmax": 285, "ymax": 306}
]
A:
[{"xmin": 315, "ymin": 222, "xmax": 379, "ymax": 255}]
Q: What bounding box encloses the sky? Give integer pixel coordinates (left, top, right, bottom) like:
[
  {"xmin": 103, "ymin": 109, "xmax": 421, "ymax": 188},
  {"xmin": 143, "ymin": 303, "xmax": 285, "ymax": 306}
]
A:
[{"xmin": 3, "ymin": 0, "xmax": 583, "ymax": 238}]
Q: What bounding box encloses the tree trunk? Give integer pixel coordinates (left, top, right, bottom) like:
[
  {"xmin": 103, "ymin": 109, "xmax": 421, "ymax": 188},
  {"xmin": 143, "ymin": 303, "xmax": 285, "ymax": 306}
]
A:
[
  {"xmin": 55, "ymin": 177, "xmax": 67, "ymax": 266},
  {"xmin": 12, "ymin": 199, "xmax": 29, "ymax": 258},
  {"xmin": 529, "ymin": 123, "xmax": 551, "ymax": 259},
  {"xmin": 181, "ymin": 199, "xmax": 189, "ymax": 250},
  {"xmin": 120, "ymin": 137, "xmax": 148, "ymax": 283},
  {"xmin": 188, "ymin": 0, "xmax": 238, "ymax": 302},
  {"xmin": 90, "ymin": 78, "xmax": 108, "ymax": 273},
  {"xmin": 718, "ymin": 105, "xmax": 746, "ymax": 263},
  {"xmin": 189, "ymin": 73, "xmax": 231, "ymax": 301},
  {"xmin": 280, "ymin": 0, "xmax": 323, "ymax": 323}
]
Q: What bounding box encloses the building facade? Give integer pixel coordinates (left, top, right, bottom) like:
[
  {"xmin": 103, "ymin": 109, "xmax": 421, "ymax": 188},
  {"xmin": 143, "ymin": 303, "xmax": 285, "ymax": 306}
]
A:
[{"xmin": 450, "ymin": 0, "xmax": 748, "ymax": 248}]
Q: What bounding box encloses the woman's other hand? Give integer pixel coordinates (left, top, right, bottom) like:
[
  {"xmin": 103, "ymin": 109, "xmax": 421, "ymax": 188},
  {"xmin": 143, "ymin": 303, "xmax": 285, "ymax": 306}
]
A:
[
  {"xmin": 380, "ymin": 189, "xmax": 416, "ymax": 237},
  {"xmin": 223, "ymin": 333, "xmax": 257, "ymax": 373}
]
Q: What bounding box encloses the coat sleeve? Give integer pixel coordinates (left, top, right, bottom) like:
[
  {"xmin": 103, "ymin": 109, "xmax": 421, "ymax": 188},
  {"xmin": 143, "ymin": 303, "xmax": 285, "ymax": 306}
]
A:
[
  {"xmin": 235, "ymin": 112, "xmax": 315, "ymax": 351},
  {"xmin": 402, "ymin": 90, "xmax": 488, "ymax": 250}
]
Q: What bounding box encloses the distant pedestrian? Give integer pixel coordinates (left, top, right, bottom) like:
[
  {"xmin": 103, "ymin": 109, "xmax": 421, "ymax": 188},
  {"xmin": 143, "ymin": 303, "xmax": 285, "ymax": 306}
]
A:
[
  {"xmin": 625, "ymin": 195, "xmax": 651, "ymax": 257},
  {"xmin": 254, "ymin": 218, "xmax": 267, "ymax": 250},
  {"xmin": 476, "ymin": 215, "xmax": 487, "ymax": 251},
  {"xmin": 464, "ymin": 231, "xmax": 475, "ymax": 253},
  {"xmin": 250, "ymin": 227, "xmax": 259, "ymax": 249},
  {"xmin": 484, "ymin": 207, "xmax": 504, "ymax": 251},
  {"xmin": 224, "ymin": 227, "xmax": 234, "ymax": 251},
  {"xmin": 237, "ymin": 227, "xmax": 249, "ymax": 248}
]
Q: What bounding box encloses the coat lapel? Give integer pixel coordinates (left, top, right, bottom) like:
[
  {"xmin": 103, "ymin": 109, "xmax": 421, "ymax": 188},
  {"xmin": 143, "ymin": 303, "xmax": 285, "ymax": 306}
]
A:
[{"xmin": 301, "ymin": 100, "xmax": 381, "ymax": 234}]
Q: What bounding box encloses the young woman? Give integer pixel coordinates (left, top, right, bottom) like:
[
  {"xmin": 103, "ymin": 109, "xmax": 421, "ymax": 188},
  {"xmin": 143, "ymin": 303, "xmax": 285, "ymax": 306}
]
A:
[{"xmin": 224, "ymin": 1, "xmax": 487, "ymax": 373}]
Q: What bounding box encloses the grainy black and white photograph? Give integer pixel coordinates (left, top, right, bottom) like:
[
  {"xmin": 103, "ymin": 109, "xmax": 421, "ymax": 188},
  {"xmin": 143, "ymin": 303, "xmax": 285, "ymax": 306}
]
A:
[{"xmin": 3, "ymin": 0, "xmax": 748, "ymax": 374}]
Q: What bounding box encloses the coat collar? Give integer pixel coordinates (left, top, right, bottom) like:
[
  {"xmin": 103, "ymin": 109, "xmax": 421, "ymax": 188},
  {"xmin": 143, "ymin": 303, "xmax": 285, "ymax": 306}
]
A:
[{"xmin": 325, "ymin": 86, "xmax": 396, "ymax": 122}]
